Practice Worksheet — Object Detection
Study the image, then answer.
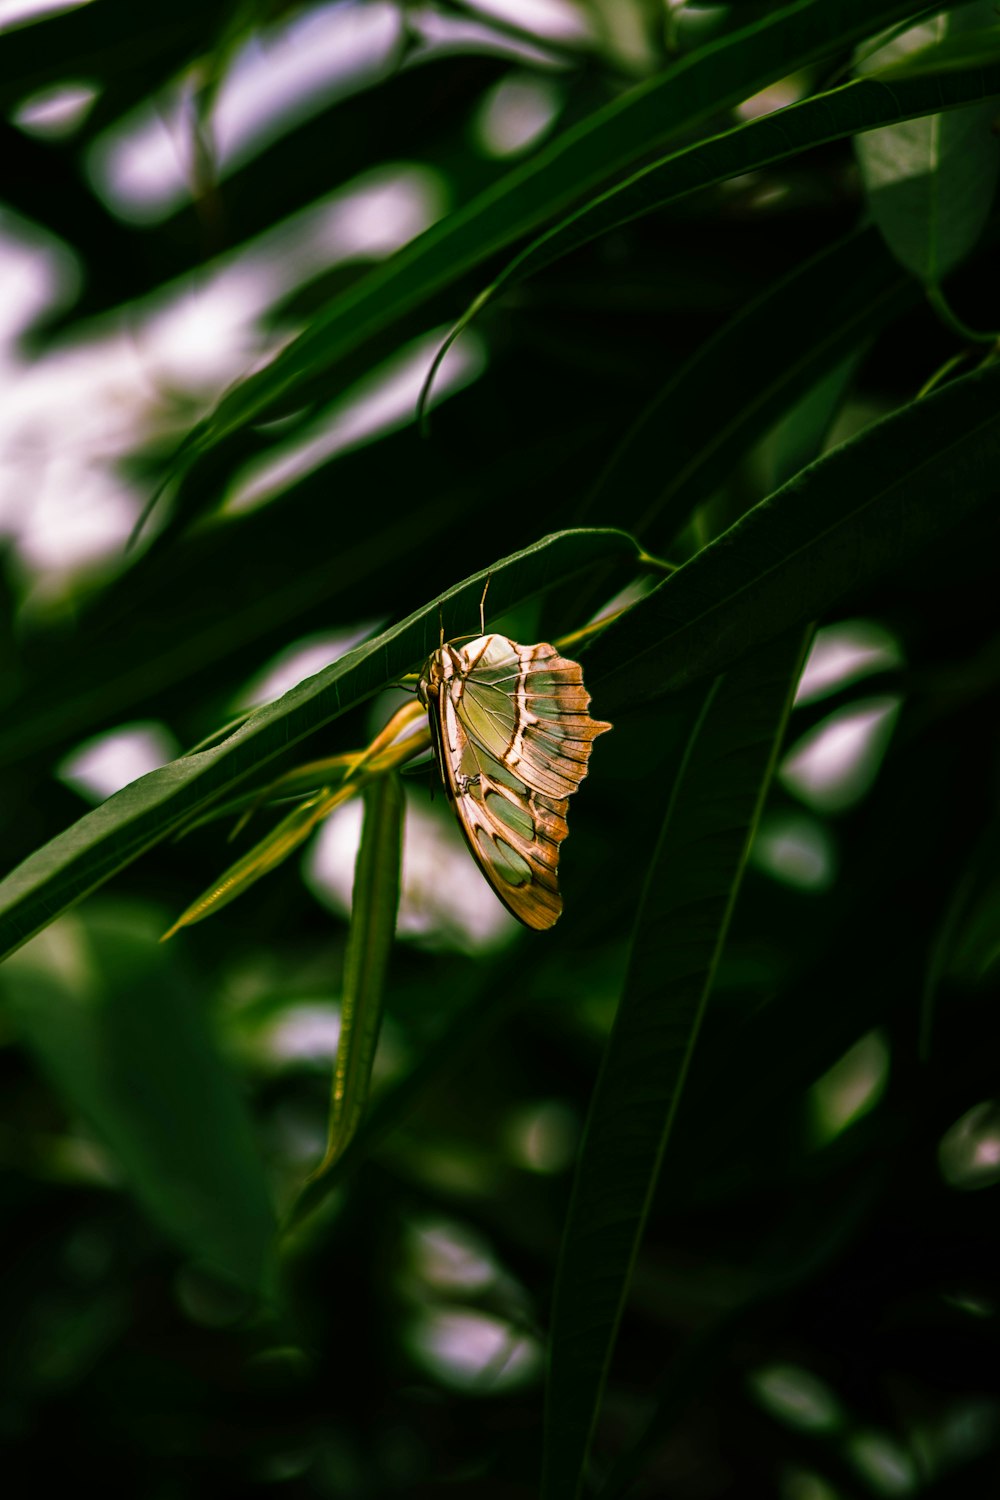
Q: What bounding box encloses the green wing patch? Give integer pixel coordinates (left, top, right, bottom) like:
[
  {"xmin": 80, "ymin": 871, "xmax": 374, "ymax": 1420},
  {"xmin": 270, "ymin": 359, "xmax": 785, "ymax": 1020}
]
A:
[{"xmin": 419, "ymin": 634, "xmax": 611, "ymax": 930}]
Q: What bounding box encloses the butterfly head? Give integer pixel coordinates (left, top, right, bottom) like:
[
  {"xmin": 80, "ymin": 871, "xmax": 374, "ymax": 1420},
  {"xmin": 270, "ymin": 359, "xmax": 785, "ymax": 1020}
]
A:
[{"xmin": 418, "ymin": 636, "xmax": 495, "ymax": 706}]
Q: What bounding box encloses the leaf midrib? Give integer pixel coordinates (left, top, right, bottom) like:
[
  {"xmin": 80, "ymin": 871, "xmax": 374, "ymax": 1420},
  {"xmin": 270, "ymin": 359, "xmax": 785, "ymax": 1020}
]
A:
[
  {"xmin": 601, "ymin": 390, "xmax": 1000, "ymax": 689},
  {"xmin": 497, "ymin": 61, "xmax": 1000, "ymax": 297},
  {"xmin": 634, "ymin": 275, "xmax": 906, "ymax": 534}
]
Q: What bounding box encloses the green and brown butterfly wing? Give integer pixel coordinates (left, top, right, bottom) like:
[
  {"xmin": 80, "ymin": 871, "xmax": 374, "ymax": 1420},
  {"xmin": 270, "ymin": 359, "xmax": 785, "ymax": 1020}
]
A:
[
  {"xmin": 439, "ymin": 687, "xmax": 567, "ymax": 929},
  {"xmin": 456, "ymin": 636, "xmax": 611, "ymax": 801},
  {"xmin": 423, "ymin": 635, "xmax": 611, "ymax": 931}
]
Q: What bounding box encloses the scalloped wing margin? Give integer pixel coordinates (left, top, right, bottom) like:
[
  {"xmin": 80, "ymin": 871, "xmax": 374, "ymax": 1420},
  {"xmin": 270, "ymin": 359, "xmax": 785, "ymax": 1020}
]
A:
[{"xmin": 430, "ymin": 636, "xmax": 611, "ymax": 930}]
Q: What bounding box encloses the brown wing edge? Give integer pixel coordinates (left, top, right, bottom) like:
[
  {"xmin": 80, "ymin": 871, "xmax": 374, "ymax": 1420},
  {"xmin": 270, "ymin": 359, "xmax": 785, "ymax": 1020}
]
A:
[
  {"xmin": 459, "ymin": 773, "xmax": 569, "ymax": 931},
  {"xmin": 424, "ymin": 642, "xmax": 611, "ymax": 930}
]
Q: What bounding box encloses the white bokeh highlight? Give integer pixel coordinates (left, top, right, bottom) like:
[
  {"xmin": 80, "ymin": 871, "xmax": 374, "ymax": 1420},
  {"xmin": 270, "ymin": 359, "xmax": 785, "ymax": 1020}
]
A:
[
  {"xmin": 409, "ymin": 1219, "xmax": 498, "ymax": 1293},
  {"xmin": 0, "ymin": 162, "xmax": 452, "ymax": 590},
  {"xmin": 749, "ymin": 1364, "xmax": 841, "ymax": 1432},
  {"xmin": 57, "ymin": 720, "xmax": 181, "ymax": 802},
  {"xmin": 795, "ymin": 620, "xmax": 903, "ymax": 706},
  {"xmin": 736, "ymin": 75, "xmax": 807, "ymax": 123},
  {"xmin": 504, "ymin": 1100, "xmax": 577, "ymax": 1173},
  {"xmin": 0, "ymin": 0, "xmax": 93, "ymax": 25},
  {"xmin": 13, "ymin": 81, "xmax": 98, "ymax": 138},
  {"xmin": 939, "ymin": 1101, "xmax": 1000, "ymax": 1191},
  {"xmin": 226, "ymin": 321, "xmax": 484, "ymax": 517},
  {"xmin": 467, "ymin": 0, "xmax": 592, "ymax": 44},
  {"xmin": 809, "ymin": 1031, "xmax": 889, "ymax": 1146},
  {"xmin": 780, "ymin": 697, "xmax": 901, "ymax": 813},
  {"xmin": 304, "ymin": 793, "xmax": 520, "ymax": 954},
  {"xmin": 848, "ymin": 1432, "xmax": 917, "ymax": 1496},
  {"xmin": 0, "ymin": 210, "xmax": 80, "ymax": 345},
  {"xmin": 88, "ymin": 2, "xmax": 403, "ymax": 223},
  {"xmin": 751, "ymin": 812, "xmax": 836, "ymax": 892},
  {"xmin": 474, "ymin": 72, "xmax": 563, "ymax": 156},
  {"xmin": 235, "ymin": 624, "xmax": 379, "ymax": 708},
  {"xmin": 408, "ymin": 1307, "xmax": 541, "ymax": 1391},
  {"xmin": 256, "ymin": 1003, "xmax": 343, "ymax": 1066}
]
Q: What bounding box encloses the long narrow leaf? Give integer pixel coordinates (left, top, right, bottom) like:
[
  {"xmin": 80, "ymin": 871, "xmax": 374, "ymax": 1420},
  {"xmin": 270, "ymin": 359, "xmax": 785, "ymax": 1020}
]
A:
[
  {"xmin": 581, "ymin": 225, "xmax": 914, "ymax": 547},
  {"xmin": 0, "ymin": 528, "xmax": 637, "ymax": 963},
  {"xmin": 589, "ymin": 358, "xmax": 1000, "ymax": 712},
  {"xmin": 179, "ymin": 0, "xmax": 964, "ymax": 456},
  {"xmin": 460, "ymin": 44, "xmax": 1000, "ymax": 319},
  {"xmin": 313, "ymin": 774, "xmax": 404, "ymax": 1178},
  {"xmin": 163, "ymin": 701, "xmax": 427, "ymax": 936},
  {"xmin": 543, "ymin": 628, "xmax": 811, "ymax": 1500},
  {"xmin": 288, "ymin": 941, "xmax": 535, "ymax": 1231},
  {"xmin": 2, "ymin": 420, "xmax": 609, "ymax": 770},
  {"xmin": 0, "ymin": 903, "xmax": 276, "ymax": 1295},
  {"xmin": 162, "ymin": 789, "xmax": 346, "ymax": 940}
]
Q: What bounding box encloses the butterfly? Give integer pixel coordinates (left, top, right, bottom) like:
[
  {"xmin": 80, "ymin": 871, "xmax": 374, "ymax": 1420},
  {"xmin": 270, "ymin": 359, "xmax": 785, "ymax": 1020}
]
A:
[{"xmin": 417, "ymin": 597, "xmax": 611, "ymax": 931}]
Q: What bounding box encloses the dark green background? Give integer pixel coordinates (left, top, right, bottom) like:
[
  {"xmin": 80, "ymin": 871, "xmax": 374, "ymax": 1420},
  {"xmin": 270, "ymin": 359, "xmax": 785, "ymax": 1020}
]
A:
[{"xmin": 2, "ymin": 2, "xmax": 1000, "ymax": 1495}]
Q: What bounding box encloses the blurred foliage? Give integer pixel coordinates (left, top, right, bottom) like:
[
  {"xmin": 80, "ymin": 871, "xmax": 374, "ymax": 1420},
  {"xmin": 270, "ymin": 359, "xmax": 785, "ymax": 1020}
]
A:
[{"xmin": 2, "ymin": 1, "xmax": 1000, "ymax": 1496}]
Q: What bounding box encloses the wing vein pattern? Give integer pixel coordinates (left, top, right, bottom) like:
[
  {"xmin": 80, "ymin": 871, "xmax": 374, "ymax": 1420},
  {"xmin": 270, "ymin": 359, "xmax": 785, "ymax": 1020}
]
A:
[{"xmin": 419, "ymin": 634, "xmax": 612, "ymax": 930}]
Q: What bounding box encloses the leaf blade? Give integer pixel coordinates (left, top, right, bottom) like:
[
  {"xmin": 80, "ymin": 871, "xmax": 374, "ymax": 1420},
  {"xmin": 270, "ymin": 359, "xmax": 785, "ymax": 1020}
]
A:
[
  {"xmin": 855, "ymin": 5, "xmax": 1000, "ymax": 282},
  {"xmin": 1, "ymin": 903, "xmax": 276, "ymax": 1295},
  {"xmin": 0, "ymin": 528, "xmax": 637, "ymax": 963},
  {"xmin": 589, "ymin": 360, "xmax": 1000, "ymax": 711},
  {"xmin": 315, "ymin": 773, "xmax": 404, "ymax": 1177},
  {"xmin": 477, "ymin": 50, "xmax": 1000, "ymax": 305},
  {"xmin": 543, "ymin": 629, "xmax": 811, "ymax": 1499},
  {"xmin": 181, "ymin": 0, "xmax": 968, "ymax": 455},
  {"xmin": 581, "ymin": 224, "xmax": 914, "ymax": 548}
]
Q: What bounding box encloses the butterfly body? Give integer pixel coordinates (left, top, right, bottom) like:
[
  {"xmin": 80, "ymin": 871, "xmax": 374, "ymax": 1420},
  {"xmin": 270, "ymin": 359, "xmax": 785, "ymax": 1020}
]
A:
[{"xmin": 418, "ymin": 633, "xmax": 611, "ymax": 930}]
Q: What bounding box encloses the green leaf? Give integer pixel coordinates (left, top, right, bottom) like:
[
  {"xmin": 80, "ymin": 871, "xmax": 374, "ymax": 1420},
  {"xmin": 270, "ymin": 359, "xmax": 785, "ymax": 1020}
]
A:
[
  {"xmin": 467, "ymin": 45, "xmax": 1000, "ymax": 312},
  {"xmin": 855, "ymin": 6, "xmax": 1000, "ymax": 283},
  {"xmin": 580, "ymin": 225, "xmax": 913, "ymax": 548},
  {"xmin": 314, "ymin": 774, "xmax": 404, "ymax": 1178},
  {"xmin": 178, "ymin": 0, "xmax": 967, "ymax": 457},
  {"xmin": 0, "ymin": 422, "xmax": 587, "ymax": 771},
  {"xmin": 921, "ymin": 818, "xmax": 1000, "ymax": 1054},
  {"xmin": 0, "ymin": 901, "xmax": 275, "ymax": 1295},
  {"xmin": 172, "ymin": 755, "xmax": 360, "ymax": 839},
  {"xmin": 288, "ymin": 941, "xmax": 533, "ymax": 1231},
  {"xmin": 869, "ymin": 22, "xmax": 1000, "ymax": 77},
  {"xmin": 763, "ymin": 354, "xmax": 862, "ymax": 494},
  {"xmin": 543, "ymin": 629, "xmax": 810, "ymax": 1500},
  {"xmin": 162, "ymin": 787, "xmax": 346, "ymax": 939},
  {"xmin": 0, "ymin": 529, "xmax": 636, "ymax": 963},
  {"xmin": 164, "ymin": 702, "xmax": 428, "ymax": 933},
  {"xmin": 589, "ymin": 358, "xmax": 1000, "ymax": 712}
]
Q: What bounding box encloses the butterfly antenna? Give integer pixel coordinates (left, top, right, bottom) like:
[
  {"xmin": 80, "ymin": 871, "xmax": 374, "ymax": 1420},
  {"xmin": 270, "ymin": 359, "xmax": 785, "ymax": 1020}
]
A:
[
  {"xmin": 438, "ymin": 602, "xmax": 444, "ymax": 649},
  {"xmin": 479, "ymin": 575, "xmax": 491, "ymax": 635}
]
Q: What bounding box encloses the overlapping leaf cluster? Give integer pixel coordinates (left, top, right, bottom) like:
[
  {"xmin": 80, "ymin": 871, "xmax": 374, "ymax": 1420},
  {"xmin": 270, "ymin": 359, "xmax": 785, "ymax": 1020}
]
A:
[{"xmin": 2, "ymin": 2, "xmax": 1000, "ymax": 1496}]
